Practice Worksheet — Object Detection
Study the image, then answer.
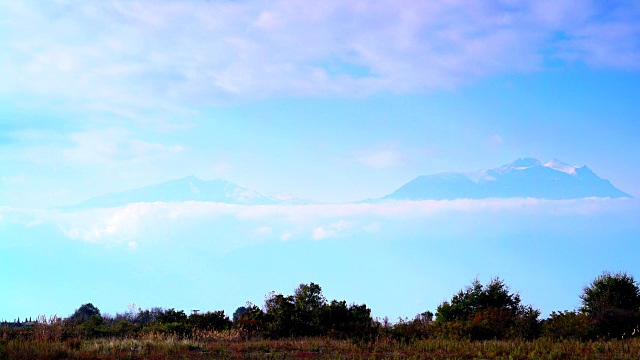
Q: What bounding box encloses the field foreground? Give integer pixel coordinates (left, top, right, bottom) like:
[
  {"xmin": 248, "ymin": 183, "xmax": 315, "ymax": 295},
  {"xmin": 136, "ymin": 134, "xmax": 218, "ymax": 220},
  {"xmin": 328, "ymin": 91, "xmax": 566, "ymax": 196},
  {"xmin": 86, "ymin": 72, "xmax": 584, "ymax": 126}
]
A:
[{"xmin": 2, "ymin": 336, "xmax": 640, "ymax": 360}]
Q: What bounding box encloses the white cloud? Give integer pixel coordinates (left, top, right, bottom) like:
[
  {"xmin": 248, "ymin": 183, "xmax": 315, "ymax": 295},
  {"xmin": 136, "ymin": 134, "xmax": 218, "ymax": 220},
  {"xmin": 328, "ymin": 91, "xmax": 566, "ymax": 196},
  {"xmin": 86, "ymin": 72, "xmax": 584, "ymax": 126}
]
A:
[
  {"xmin": 1, "ymin": 0, "xmax": 638, "ymax": 121},
  {"xmin": 312, "ymin": 219, "xmax": 356, "ymax": 240},
  {"xmin": 312, "ymin": 227, "xmax": 335, "ymax": 240},
  {"xmin": 58, "ymin": 205, "xmax": 149, "ymax": 243},
  {"xmin": 2, "ymin": 198, "xmax": 638, "ymax": 249}
]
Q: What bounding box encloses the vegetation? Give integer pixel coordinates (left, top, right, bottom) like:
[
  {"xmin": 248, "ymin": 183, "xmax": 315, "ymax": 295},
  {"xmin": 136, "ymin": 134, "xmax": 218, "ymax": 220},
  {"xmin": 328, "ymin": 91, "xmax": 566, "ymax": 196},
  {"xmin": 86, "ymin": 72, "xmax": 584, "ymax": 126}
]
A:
[
  {"xmin": 1, "ymin": 272, "xmax": 640, "ymax": 359},
  {"xmin": 580, "ymin": 271, "xmax": 640, "ymax": 339},
  {"xmin": 434, "ymin": 277, "xmax": 541, "ymax": 340}
]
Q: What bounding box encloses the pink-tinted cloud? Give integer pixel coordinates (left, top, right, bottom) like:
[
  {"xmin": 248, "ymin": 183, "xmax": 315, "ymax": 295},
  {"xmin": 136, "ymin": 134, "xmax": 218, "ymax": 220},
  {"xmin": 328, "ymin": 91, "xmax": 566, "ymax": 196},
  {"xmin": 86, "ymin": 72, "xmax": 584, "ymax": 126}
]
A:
[{"xmin": 1, "ymin": 0, "xmax": 638, "ymax": 121}]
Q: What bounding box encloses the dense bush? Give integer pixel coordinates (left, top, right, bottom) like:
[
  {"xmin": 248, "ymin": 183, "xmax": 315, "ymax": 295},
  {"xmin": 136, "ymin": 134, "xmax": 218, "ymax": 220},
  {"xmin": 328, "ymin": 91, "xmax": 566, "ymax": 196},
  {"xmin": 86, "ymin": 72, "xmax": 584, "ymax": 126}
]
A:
[
  {"xmin": 188, "ymin": 310, "xmax": 232, "ymax": 331},
  {"xmin": 157, "ymin": 308, "xmax": 188, "ymax": 324},
  {"xmin": 390, "ymin": 312, "xmax": 434, "ymax": 342},
  {"xmin": 234, "ymin": 302, "xmax": 266, "ymax": 338},
  {"xmin": 243, "ymin": 283, "xmax": 375, "ymax": 340},
  {"xmin": 542, "ymin": 311, "xmax": 590, "ymax": 340},
  {"xmin": 436, "ymin": 278, "xmax": 521, "ymax": 322},
  {"xmin": 581, "ymin": 271, "xmax": 640, "ymax": 339},
  {"xmin": 434, "ymin": 277, "xmax": 540, "ymax": 340},
  {"xmin": 69, "ymin": 303, "xmax": 101, "ymax": 324}
]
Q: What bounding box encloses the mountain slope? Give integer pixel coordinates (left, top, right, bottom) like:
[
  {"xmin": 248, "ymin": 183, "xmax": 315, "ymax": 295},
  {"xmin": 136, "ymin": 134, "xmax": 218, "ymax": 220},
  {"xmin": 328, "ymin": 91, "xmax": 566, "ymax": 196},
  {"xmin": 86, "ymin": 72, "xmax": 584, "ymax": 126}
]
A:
[
  {"xmin": 384, "ymin": 158, "xmax": 632, "ymax": 200},
  {"xmin": 63, "ymin": 176, "xmax": 307, "ymax": 209}
]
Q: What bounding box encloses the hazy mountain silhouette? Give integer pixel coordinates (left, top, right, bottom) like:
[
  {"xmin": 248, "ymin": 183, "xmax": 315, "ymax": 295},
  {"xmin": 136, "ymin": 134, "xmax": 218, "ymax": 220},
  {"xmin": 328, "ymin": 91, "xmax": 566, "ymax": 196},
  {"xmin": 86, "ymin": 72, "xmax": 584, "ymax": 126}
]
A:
[
  {"xmin": 383, "ymin": 158, "xmax": 632, "ymax": 201},
  {"xmin": 62, "ymin": 176, "xmax": 311, "ymax": 209},
  {"xmin": 61, "ymin": 158, "xmax": 631, "ymax": 209}
]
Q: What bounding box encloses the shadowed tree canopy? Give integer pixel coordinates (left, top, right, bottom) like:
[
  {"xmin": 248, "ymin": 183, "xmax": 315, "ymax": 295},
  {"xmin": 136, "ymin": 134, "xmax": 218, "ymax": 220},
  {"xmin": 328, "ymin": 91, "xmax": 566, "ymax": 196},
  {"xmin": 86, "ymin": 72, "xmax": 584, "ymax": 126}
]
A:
[
  {"xmin": 581, "ymin": 272, "xmax": 640, "ymax": 315},
  {"xmin": 580, "ymin": 271, "xmax": 640, "ymax": 338},
  {"xmin": 294, "ymin": 282, "xmax": 327, "ymax": 336},
  {"xmin": 436, "ymin": 277, "xmax": 521, "ymax": 323},
  {"xmin": 434, "ymin": 277, "xmax": 540, "ymax": 340},
  {"xmin": 71, "ymin": 303, "xmax": 101, "ymax": 323},
  {"xmin": 264, "ymin": 292, "xmax": 296, "ymax": 337},
  {"xmin": 158, "ymin": 308, "xmax": 187, "ymax": 324}
]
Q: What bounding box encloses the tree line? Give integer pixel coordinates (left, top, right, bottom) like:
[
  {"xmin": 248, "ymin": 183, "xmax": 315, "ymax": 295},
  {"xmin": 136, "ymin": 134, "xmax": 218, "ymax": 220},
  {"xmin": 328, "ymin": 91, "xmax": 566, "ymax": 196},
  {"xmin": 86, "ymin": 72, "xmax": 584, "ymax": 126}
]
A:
[{"xmin": 3, "ymin": 272, "xmax": 639, "ymax": 342}]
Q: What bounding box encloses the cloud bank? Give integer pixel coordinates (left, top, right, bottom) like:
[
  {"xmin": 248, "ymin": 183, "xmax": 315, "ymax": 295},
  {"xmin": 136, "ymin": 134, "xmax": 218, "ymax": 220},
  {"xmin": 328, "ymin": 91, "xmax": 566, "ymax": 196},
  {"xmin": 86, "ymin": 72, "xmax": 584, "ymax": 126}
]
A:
[{"xmin": 1, "ymin": 198, "xmax": 637, "ymax": 251}]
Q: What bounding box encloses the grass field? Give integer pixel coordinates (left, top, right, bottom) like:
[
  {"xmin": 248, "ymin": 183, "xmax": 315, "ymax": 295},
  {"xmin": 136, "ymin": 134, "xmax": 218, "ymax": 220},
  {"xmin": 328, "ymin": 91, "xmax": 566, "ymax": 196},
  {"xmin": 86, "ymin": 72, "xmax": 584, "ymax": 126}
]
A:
[{"xmin": 2, "ymin": 334, "xmax": 640, "ymax": 359}]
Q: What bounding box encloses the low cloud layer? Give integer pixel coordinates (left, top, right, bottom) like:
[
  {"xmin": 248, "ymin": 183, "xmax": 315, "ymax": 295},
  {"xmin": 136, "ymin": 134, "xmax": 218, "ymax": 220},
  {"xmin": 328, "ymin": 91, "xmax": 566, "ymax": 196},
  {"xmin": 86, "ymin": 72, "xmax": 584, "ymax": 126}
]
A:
[{"xmin": 1, "ymin": 198, "xmax": 637, "ymax": 251}]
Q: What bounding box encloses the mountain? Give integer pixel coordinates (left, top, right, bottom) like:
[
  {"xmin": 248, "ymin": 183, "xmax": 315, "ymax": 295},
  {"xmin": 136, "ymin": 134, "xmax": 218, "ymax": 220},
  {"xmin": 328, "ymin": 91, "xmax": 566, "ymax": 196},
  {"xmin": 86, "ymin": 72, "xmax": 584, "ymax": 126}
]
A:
[
  {"xmin": 383, "ymin": 158, "xmax": 632, "ymax": 201},
  {"xmin": 63, "ymin": 176, "xmax": 311, "ymax": 209},
  {"xmin": 60, "ymin": 158, "xmax": 632, "ymax": 209}
]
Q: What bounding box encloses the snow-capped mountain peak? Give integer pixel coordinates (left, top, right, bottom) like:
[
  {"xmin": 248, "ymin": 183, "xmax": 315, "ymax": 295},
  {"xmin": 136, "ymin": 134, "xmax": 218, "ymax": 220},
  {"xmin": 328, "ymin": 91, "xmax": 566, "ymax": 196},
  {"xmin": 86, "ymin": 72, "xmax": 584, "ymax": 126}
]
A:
[
  {"xmin": 508, "ymin": 158, "xmax": 542, "ymax": 169},
  {"xmin": 494, "ymin": 158, "xmax": 542, "ymax": 174},
  {"xmin": 544, "ymin": 159, "xmax": 578, "ymax": 176},
  {"xmin": 382, "ymin": 158, "xmax": 632, "ymax": 201}
]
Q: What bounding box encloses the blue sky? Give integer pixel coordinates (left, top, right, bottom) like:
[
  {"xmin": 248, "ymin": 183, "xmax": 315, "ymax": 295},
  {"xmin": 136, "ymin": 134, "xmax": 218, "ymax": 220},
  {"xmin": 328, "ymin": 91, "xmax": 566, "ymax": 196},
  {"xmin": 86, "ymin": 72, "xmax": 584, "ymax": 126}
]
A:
[{"xmin": 1, "ymin": 0, "xmax": 640, "ymax": 322}]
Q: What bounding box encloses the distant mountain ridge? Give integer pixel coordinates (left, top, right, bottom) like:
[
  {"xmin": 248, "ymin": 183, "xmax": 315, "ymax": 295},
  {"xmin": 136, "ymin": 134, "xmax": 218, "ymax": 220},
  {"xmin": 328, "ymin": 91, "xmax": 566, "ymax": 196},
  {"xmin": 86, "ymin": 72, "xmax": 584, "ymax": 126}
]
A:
[
  {"xmin": 62, "ymin": 176, "xmax": 312, "ymax": 209},
  {"xmin": 61, "ymin": 158, "xmax": 632, "ymax": 209},
  {"xmin": 383, "ymin": 158, "xmax": 632, "ymax": 201}
]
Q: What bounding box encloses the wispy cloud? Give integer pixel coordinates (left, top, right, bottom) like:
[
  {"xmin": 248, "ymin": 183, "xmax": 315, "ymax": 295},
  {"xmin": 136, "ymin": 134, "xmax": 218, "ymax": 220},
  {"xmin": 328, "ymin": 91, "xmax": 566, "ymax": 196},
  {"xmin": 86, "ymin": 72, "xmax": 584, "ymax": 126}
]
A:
[
  {"xmin": 6, "ymin": 128, "xmax": 184, "ymax": 166},
  {"xmin": 64, "ymin": 129, "xmax": 185, "ymax": 164},
  {"xmin": 1, "ymin": 0, "xmax": 638, "ymax": 121},
  {"xmin": 354, "ymin": 149, "xmax": 404, "ymax": 169}
]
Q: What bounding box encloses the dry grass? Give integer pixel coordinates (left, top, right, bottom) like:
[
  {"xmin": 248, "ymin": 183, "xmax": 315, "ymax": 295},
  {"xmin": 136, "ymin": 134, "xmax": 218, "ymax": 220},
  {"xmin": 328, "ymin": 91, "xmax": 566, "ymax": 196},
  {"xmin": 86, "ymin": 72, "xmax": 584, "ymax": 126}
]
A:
[{"xmin": 2, "ymin": 335, "xmax": 640, "ymax": 359}]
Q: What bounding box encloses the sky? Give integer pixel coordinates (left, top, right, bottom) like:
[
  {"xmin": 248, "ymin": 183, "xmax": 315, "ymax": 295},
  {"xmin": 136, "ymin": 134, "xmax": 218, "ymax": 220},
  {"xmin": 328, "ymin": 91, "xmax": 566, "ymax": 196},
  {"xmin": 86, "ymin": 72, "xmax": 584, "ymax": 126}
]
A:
[{"xmin": 1, "ymin": 0, "xmax": 640, "ymax": 322}]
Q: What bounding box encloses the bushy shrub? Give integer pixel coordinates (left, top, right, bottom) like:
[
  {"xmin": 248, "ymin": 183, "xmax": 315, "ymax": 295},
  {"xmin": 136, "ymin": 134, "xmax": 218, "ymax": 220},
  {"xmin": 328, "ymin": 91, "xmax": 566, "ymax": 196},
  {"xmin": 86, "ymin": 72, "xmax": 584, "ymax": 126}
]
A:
[
  {"xmin": 580, "ymin": 271, "xmax": 640, "ymax": 338},
  {"xmin": 433, "ymin": 320, "xmax": 473, "ymax": 340},
  {"xmin": 157, "ymin": 308, "xmax": 187, "ymax": 324},
  {"xmin": 188, "ymin": 310, "xmax": 232, "ymax": 332},
  {"xmin": 509, "ymin": 305, "xmax": 542, "ymax": 340},
  {"xmin": 69, "ymin": 303, "xmax": 101, "ymax": 324},
  {"xmin": 233, "ymin": 302, "xmax": 266, "ymax": 338},
  {"xmin": 434, "ymin": 277, "xmax": 540, "ymax": 340},
  {"xmin": 436, "ymin": 278, "xmax": 521, "ymax": 324},
  {"xmin": 391, "ymin": 312, "xmax": 434, "ymax": 342},
  {"xmin": 542, "ymin": 311, "xmax": 590, "ymax": 340}
]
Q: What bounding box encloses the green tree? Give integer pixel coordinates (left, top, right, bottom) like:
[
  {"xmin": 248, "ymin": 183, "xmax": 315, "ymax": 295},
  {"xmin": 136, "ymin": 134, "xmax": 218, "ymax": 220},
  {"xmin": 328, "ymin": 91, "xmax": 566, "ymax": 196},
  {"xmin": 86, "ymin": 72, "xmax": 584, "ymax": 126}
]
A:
[
  {"xmin": 319, "ymin": 300, "xmax": 374, "ymax": 339},
  {"xmin": 135, "ymin": 307, "xmax": 163, "ymax": 324},
  {"xmin": 345, "ymin": 303, "xmax": 375, "ymax": 341},
  {"xmin": 233, "ymin": 302, "xmax": 265, "ymax": 338},
  {"xmin": 264, "ymin": 292, "xmax": 296, "ymax": 337},
  {"xmin": 580, "ymin": 271, "xmax": 640, "ymax": 338},
  {"xmin": 70, "ymin": 303, "xmax": 101, "ymax": 323},
  {"xmin": 436, "ymin": 277, "xmax": 520, "ymax": 323},
  {"xmin": 510, "ymin": 305, "xmax": 542, "ymax": 340},
  {"xmin": 435, "ymin": 277, "xmax": 538, "ymax": 340},
  {"xmin": 188, "ymin": 310, "xmax": 231, "ymax": 331},
  {"xmin": 293, "ymin": 282, "xmax": 326, "ymax": 336},
  {"xmin": 542, "ymin": 311, "xmax": 589, "ymax": 340},
  {"xmin": 157, "ymin": 308, "xmax": 187, "ymax": 324},
  {"xmin": 232, "ymin": 306, "xmax": 247, "ymax": 323}
]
